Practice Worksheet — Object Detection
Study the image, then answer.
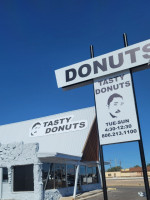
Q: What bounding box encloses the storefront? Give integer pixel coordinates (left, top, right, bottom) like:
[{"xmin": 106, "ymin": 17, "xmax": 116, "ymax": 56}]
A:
[{"xmin": 0, "ymin": 107, "xmax": 109, "ymax": 200}]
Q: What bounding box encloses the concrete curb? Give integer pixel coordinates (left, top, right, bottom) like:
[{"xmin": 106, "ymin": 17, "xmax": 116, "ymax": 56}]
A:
[
  {"xmin": 108, "ymin": 187, "xmax": 116, "ymax": 191},
  {"xmin": 60, "ymin": 197, "xmax": 74, "ymax": 200},
  {"xmin": 60, "ymin": 188, "xmax": 116, "ymax": 200}
]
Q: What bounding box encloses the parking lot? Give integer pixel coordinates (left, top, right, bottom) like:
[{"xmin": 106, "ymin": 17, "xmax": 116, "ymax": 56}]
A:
[
  {"xmin": 75, "ymin": 178, "xmax": 148, "ymax": 200},
  {"xmin": 87, "ymin": 187, "xmax": 146, "ymax": 200}
]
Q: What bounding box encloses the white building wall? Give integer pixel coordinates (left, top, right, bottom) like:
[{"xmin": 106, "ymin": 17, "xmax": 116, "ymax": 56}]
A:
[
  {"xmin": 0, "ymin": 107, "xmax": 95, "ymax": 157},
  {"xmin": 0, "ymin": 142, "xmax": 42, "ymax": 200},
  {"xmin": 0, "ymin": 107, "xmax": 101, "ymax": 200},
  {"xmin": 0, "ymin": 168, "xmax": 2, "ymax": 198}
]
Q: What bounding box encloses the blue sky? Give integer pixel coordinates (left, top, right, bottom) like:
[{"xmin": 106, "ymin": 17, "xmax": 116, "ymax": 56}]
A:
[{"xmin": 0, "ymin": 0, "xmax": 150, "ymax": 169}]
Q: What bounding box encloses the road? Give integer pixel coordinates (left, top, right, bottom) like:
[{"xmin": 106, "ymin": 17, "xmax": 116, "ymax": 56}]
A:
[{"xmin": 87, "ymin": 187, "xmax": 146, "ymax": 200}]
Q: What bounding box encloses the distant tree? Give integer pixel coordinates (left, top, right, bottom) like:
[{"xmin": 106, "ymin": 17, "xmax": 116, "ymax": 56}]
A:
[
  {"xmin": 147, "ymin": 163, "xmax": 150, "ymax": 167},
  {"xmin": 107, "ymin": 166, "xmax": 122, "ymax": 172},
  {"xmin": 133, "ymin": 165, "xmax": 140, "ymax": 168}
]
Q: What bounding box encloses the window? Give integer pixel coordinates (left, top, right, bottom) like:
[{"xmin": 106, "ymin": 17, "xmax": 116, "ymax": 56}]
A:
[
  {"xmin": 87, "ymin": 167, "xmax": 93, "ymax": 184},
  {"xmin": 3, "ymin": 167, "xmax": 8, "ymax": 182},
  {"xmin": 86, "ymin": 166, "xmax": 98, "ymax": 184},
  {"xmin": 92, "ymin": 167, "xmax": 98, "ymax": 183},
  {"xmin": 42, "ymin": 163, "xmax": 99, "ymax": 189},
  {"xmin": 55, "ymin": 164, "xmax": 66, "ymax": 188},
  {"xmin": 42, "ymin": 163, "xmax": 67, "ymax": 189},
  {"xmin": 42, "ymin": 163, "xmax": 54, "ymax": 190},
  {"xmin": 80, "ymin": 166, "xmax": 87, "ymax": 185},
  {"xmin": 67, "ymin": 165, "xmax": 75, "ymax": 187},
  {"xmin": 13, "ymin": 165, "xmax": 34, "ymax": 192}
]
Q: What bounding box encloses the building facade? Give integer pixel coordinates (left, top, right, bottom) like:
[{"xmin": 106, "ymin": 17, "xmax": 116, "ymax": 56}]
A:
[{"xmin": 0, "ymin": 107, "xmax": 106, "ymax": 200}]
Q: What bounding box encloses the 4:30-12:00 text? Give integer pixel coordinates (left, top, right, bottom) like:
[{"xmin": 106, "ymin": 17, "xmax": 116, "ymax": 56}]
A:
[{"xmin": 105, "ymin": 124, "xmax": 132, "ymax": 132}]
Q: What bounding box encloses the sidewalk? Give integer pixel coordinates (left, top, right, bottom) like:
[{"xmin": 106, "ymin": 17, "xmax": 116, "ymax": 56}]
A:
[
  {"xmin": 60, "ymin": 188, "xmax": 116, "ymax": 200},
  {"xmin": 75, "ymin": 189, "xmax": 103, "ymax": 200}
]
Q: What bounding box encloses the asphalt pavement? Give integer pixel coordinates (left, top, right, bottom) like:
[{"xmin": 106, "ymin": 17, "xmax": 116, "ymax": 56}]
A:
[{"xmin": 77, "ymin": 187, "xmax": 146, "ymax": 200}]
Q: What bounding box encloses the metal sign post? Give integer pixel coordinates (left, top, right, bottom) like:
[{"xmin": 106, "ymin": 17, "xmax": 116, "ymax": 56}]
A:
[
  {"xmin": 123, "ymin": 33, "xmax": 150, "ymax": 200},
  {"xmin": 55, "ymin": 36, "xmax": 150, "ymax": 200},
  {"xmin": 90, "ymin": 45, "xmax": 108, "ymax": 200}
]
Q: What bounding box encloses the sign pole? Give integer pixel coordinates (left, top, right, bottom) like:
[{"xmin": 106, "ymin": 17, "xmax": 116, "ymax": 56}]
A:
[
  {"xmin": 55, "ymin": 37, "xmax": 150, "ymax": 200},
  {"xmin": 123, "ymin": 33, "xmax": 150, "ymax": 199},
  {"xmin": 90, "ymin": 45, "xmax": 108, "ymax": 200}
]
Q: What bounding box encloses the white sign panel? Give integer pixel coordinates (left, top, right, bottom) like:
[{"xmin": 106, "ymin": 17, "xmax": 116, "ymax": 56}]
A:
[
  {"xmin": 94, "ymin": 70, "xmax": 140, "ymax": 145},
  {"xmin": 55, "ymin": 39, "xmax": 150, "ymax": 88},
  {"xmin": 29, "ymin": 115, "xmax": 88, "ymax": 137}
]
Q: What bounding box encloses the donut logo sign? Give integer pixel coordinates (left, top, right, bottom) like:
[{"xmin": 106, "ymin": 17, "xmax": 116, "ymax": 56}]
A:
[
  {"xmin": 29, "ymin": 115, "xmax": 88, "ymax": 137},
  {"xmin": 55, "ymin": 39, "xmax": 150, "ymax": 88}
]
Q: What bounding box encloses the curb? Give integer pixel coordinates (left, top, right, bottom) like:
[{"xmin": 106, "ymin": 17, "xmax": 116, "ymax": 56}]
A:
[
  {"xmin": 108, "ymin": 187, "xmax": 116, "ymax": 191},
  {"xmin": 60, "ymin": 188, "xmax": 117, "ymax": 200}
]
